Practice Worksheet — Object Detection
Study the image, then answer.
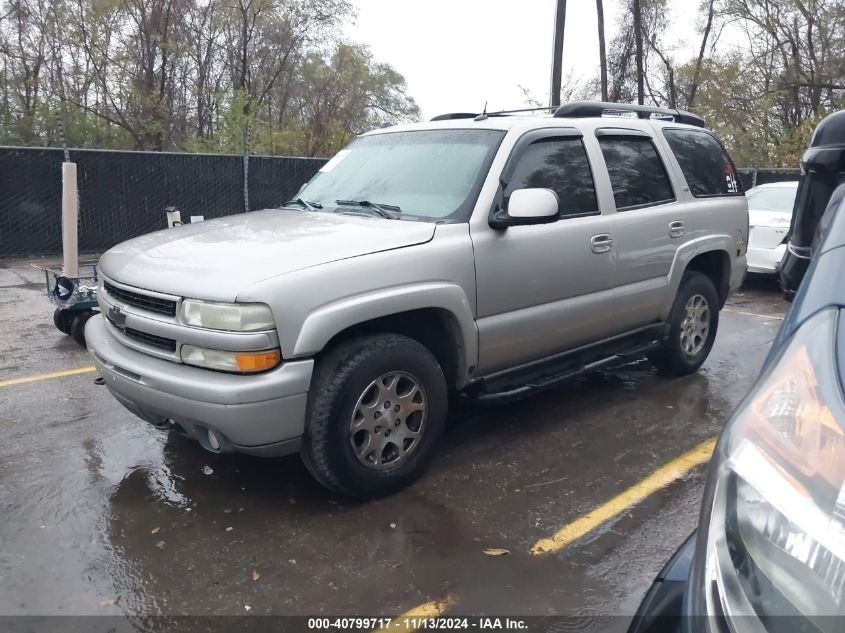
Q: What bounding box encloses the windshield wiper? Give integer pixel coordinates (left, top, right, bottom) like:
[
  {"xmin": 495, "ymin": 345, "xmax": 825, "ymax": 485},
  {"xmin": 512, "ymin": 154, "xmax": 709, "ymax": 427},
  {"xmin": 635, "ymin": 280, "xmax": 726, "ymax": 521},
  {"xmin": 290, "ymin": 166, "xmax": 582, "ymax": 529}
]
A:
[
  {"xmin": 286, "ymin": 198, "xmax": 323, "ymax": 211},
  {"xmin": 334, "ymin": 199, "xmax": 401, "ymax": 219}
]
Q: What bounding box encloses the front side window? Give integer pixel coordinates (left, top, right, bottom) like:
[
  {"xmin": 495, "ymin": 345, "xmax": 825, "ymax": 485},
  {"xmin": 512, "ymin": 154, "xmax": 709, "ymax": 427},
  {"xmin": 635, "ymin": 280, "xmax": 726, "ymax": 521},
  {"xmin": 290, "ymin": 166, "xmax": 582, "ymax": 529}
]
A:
[
  {"xmin": 663, "ymin": 129, "xmax": 742, "ymax": 197},
  {"xmin": 296, "ymin": 129, "xmax": 505, "ymax": 222},
  {"xmin": 598, "ymin": 135, "xmax": 675, "ymax": 210},
  {"xmin": 504, "ymin": 138, "xmax": 598, "ymax": 217}
]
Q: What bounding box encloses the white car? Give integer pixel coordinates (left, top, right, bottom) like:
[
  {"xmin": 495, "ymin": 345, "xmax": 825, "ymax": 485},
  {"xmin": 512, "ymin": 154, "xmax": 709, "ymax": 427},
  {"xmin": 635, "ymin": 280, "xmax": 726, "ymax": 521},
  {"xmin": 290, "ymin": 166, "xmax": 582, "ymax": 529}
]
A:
[{"xmin": 745, "ymin": 181, "xmax": 799, "ymax": 273}]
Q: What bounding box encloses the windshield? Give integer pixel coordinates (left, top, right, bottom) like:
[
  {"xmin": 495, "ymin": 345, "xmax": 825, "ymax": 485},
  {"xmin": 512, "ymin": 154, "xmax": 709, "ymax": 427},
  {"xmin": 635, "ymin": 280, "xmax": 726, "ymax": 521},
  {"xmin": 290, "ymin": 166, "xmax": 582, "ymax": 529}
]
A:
[
  {"xmin": 746, "ymin": 186, "xmax": 797, "ymax": 213},
  {"xmin": 296, "ymin": 129, "xmax": 505, "ymax": 221}
]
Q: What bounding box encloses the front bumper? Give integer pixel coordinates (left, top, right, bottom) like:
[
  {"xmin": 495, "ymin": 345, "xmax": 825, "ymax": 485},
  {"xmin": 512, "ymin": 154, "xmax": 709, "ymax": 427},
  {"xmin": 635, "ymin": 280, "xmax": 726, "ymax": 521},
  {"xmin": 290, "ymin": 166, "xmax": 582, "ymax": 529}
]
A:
[
  {"xmin": 627, "ymin": 532, "xmax": 696, "ymax": 633},
  {"xmin": 86, "ymin": 314, "xmax": 313, "ymax": 456},
  {"xmin": 778, "ymin": 242, "xmax": 812, "ymax": 300}
]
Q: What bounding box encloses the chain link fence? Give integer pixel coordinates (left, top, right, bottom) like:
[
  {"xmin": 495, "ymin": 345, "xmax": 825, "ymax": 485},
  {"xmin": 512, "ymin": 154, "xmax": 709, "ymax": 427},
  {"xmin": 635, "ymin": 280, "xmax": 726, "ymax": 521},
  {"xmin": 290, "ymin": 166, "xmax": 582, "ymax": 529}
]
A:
[
  {"xmin": 0, "ymin": 147, "xmax": 326, "ymax": 257},
  {"xmin": 0, "ymin": 146, "xmax": 802, "ymax": 259}
]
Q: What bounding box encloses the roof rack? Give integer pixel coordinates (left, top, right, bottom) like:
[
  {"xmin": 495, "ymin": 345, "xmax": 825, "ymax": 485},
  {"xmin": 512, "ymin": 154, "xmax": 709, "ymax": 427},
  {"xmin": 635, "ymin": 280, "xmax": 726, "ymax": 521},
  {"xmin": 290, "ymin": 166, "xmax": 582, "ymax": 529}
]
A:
[
  {"xmin": 554, "ymin": 101, "xmax": 705, "ymax": 128},
  {"xmin": 430, "ymin": 106, "xmax": 556, "ymax": 122}
]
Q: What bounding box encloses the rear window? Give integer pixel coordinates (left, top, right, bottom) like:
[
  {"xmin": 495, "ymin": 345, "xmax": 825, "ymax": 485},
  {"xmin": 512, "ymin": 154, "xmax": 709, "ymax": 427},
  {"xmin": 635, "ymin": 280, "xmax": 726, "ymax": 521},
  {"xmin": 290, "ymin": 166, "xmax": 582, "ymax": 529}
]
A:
[
  {"xmin": 663, "ymin": 129, "xmax": 743, "ymax": 197},
  {"xmin": 597, "ymin": 136, "xmax": 675, "ymax": 210},
  {"xmin": 746, "ymin": 186, "xmax": 798, "ymax": 213}
]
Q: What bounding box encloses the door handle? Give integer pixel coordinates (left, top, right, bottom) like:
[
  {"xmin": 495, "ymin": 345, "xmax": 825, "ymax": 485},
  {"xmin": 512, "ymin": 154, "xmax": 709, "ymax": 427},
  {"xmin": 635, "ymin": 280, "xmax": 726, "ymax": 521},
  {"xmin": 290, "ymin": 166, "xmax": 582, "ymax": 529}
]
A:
[
  {"xmin": 669, "ymin": 221, "xmax": 685, "ymax": 238},
  {"xmin": 590, "ymin": 233, "xmax": 613, "ymax": 254}
]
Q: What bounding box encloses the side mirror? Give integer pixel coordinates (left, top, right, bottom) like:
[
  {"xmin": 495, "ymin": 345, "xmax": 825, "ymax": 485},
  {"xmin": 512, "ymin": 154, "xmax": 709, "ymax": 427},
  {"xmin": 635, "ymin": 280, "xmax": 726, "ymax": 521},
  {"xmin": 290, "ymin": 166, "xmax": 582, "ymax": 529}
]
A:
[{"xmin": 489, "ymin": 188, "xmax": 560, "ymax": 230}]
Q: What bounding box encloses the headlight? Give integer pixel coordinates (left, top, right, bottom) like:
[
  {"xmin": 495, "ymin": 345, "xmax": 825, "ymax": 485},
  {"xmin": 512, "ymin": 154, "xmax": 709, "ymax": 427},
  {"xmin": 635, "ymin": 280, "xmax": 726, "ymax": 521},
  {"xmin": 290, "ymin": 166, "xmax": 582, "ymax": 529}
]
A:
[
  {"xmin": 693, "ymin": 308, "xmax": 845, "ymax": 625},
  {"xmin": 181, "ymin": 345, "xmax": 281, "ymax": 373},
  {"xmin": 180, "ymin": 299, "xmax": 274, "ymax": 332}
]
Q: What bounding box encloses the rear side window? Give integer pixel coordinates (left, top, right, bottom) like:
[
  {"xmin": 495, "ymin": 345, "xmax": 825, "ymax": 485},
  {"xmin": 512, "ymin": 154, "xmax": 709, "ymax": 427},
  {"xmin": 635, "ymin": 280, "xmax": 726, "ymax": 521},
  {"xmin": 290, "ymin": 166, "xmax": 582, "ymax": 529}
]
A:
[
  {"xmin": 505, "ymin": 138, "xmax": 598, "ymax": 217},
  {"xmin": 663, "ymin": 129, "xmax": 742, "ymax": 197},
  {"xmin": 597, "ymin": 136, "xmax": 675, "ymax": 210}
]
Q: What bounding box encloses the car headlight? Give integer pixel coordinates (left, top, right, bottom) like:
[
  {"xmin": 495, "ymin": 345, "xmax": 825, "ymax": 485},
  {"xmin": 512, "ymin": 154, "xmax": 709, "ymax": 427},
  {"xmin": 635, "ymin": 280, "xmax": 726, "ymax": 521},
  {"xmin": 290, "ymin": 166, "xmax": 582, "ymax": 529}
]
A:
[
  {"xmin": 692, "ymin": 308, "xmax": 845, "ymax": 626},
  {"xmin": 180, "ymin": 299, "xmax": 275, "ymax": 332},
  {"xmin": 181, "ymin": 345, "xmax": 281, "ymax": 373}
]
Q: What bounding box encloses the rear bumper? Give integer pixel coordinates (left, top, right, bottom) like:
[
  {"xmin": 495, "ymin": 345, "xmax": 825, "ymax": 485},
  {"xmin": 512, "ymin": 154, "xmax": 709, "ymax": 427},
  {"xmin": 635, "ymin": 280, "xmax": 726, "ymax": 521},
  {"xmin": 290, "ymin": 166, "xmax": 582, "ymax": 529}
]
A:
[
  {"xmin": 86, "ymin": 314, "xmax": 313, "ymax": 456},
  {"xmin": 746, "ymin": 244, "xmax": 786, "ymax": 274}
]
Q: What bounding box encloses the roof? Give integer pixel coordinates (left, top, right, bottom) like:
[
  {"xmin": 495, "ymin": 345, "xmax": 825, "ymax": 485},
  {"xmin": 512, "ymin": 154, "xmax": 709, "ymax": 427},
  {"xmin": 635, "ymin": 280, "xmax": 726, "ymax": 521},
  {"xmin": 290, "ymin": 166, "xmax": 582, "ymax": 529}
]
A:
[{"xmin": 363, "ymin": 114, "xmax": 708, "ymax": 137}]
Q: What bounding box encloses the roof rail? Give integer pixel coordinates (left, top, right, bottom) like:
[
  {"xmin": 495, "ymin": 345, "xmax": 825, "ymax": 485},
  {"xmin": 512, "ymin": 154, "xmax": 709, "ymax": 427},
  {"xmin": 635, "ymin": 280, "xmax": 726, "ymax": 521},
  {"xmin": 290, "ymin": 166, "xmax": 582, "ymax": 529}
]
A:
[
  {"xmin": 431, "ymin": 106, "xmax": 556, "ymax": 122},
  {"xmin": 430, "ymin": 112, "xmax": 479, "ymax": 121},
  {"xmin": 554, "ymin": 101, "xmax": 705, "ymax": 128}
]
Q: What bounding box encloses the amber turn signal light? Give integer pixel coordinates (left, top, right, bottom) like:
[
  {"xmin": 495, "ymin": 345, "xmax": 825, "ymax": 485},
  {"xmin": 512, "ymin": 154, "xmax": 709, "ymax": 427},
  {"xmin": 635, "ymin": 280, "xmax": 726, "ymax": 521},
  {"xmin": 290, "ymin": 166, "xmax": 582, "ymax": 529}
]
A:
[{"xmin": 235, "ymin": 350, "xmax": 281, "ymax": 373}]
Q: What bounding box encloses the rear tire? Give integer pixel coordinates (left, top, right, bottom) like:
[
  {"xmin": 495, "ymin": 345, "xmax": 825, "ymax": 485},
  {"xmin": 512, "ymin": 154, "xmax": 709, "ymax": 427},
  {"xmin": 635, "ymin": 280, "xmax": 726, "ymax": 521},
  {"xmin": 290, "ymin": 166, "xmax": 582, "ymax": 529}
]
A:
[
  {"xmin": 650, "ymin": 272, "xmax": 719, "ymax": 377},
  {"xmin": 301, "ymin": 334, "xmax": 448, "ymax": 500}
]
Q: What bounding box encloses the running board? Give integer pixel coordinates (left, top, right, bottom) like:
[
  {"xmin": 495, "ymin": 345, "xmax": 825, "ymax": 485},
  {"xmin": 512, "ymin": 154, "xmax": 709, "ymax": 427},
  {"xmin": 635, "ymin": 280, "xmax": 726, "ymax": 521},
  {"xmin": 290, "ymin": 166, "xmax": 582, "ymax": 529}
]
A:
[{"xmin": 471, "ymin": 324, "xmax": 666, "ymax": 404}]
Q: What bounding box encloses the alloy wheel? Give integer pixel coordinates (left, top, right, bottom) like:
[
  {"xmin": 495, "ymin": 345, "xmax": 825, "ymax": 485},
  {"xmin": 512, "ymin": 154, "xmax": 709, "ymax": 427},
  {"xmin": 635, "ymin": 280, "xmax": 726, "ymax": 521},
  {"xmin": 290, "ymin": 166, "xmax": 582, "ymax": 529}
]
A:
[
  {"xmin": 680, "ymin": 294, "xmax": 711, "ymax": 357},
  {"xmin": 349, "ymin": 372, "xmax": 427, "ymax": 470}
]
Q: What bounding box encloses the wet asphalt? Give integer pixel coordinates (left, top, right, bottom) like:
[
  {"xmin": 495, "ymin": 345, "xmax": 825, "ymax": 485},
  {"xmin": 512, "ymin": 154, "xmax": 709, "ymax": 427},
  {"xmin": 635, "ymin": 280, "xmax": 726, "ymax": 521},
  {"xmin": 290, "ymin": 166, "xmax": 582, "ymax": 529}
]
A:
[{"xmin": 0, "ymin": 260, "xmax": 787, "ymax": 622}]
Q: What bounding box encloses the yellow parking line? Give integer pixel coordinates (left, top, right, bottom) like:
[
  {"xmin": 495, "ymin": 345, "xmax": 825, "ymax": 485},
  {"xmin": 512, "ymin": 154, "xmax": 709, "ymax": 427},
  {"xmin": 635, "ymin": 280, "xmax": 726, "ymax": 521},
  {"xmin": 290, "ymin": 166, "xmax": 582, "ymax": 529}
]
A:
[
  {"xmin": 531, "ymin": 438, "xmax": 717, "ymax": 555},
  {"xmin": 394, "ymin": 595, "xmax": 455, "ymax": 629},
  {"xmin": 0, "ymin": 366, "xmax": 97, "ymax": 388},
  {"xmin": 723, "ymin": 308, "xmax": 784, "ymax": 321}
]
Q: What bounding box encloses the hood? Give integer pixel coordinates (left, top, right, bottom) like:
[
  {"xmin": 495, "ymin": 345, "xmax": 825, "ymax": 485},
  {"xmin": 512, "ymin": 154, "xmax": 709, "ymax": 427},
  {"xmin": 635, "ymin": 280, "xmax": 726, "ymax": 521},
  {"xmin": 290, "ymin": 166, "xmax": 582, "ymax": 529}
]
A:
[
  {"xmin": 749, "ymin": 208, "xmax": 792, "ymax": 228},
  {"xmin": 99, "ymin": 209, "xmax": 435, "ymax": 301}
]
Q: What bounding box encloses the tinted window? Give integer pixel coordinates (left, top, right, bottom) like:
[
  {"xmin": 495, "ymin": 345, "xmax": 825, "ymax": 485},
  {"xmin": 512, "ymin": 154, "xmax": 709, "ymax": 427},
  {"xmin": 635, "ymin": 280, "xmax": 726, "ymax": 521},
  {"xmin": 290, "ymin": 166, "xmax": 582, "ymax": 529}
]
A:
[
  {"xmin": 505, "ymin": 138, "xmax": 598, "ymax": 216},
  {"xmin": 663, "ymin": 129, "xmax": 742, "ymax": 197},
  {"xmin": 598, "ymin": 136, "xmax": 675, "ymax": 209}
]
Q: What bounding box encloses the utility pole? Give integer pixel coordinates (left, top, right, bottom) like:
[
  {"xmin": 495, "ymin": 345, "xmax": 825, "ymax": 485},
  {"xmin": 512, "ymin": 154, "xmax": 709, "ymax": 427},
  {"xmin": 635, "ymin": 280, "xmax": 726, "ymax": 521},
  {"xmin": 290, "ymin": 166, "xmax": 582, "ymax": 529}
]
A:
[
  {"xmin": 550, "ymin": 0, "xmax": 567, "ymax": 107},
  {"xmin": 633, "ymin": 0, "xmax": 644, "ymax": 105}
]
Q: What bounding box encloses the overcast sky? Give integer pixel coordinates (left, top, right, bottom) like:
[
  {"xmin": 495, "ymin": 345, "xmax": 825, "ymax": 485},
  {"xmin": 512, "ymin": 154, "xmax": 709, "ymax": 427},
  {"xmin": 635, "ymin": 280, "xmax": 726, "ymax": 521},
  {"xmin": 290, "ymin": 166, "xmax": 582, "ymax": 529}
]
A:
[{"xmin": 345, "ymin": 0, "xmax": 704, "ymax": 120}]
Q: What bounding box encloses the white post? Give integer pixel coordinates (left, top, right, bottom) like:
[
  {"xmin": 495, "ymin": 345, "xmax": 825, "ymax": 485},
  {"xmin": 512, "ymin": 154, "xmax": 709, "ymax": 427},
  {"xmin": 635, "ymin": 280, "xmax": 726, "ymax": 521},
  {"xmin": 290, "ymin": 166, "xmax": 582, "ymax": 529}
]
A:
[
  {"xmin": 61, "ymin": 162, "xmax": 79, "ymax": 277},
  {"xmin": 166, "ymin": 209, "xmax": 182, "ymax": 228}
]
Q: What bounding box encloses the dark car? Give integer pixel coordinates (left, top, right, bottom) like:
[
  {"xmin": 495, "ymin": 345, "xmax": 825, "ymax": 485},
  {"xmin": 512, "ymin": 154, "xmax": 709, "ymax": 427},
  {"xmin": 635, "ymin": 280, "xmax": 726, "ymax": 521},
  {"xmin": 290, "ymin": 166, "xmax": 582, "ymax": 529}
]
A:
[
  {"xmin": 630, "ymin": 171, "xmax": 845, "ymax": 632},
  {"xmin": 780, "ymin": 110, "xmax": 845, "ymax": 300}
]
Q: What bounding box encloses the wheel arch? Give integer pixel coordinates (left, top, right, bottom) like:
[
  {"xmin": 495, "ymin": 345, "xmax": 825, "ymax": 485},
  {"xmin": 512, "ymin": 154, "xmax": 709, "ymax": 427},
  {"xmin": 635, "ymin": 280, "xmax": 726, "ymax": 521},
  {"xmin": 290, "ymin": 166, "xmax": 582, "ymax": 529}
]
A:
[
  {"xmin": 294, "ymin": 283, "xmax": 477, "ymax": 389},
  {"xmin": 686, "ymin": 249, "xmax": 731, "ymax": 308},
  {"xmin": 665, "ymin": 237, "xmax": 733, "ymax": 319}
]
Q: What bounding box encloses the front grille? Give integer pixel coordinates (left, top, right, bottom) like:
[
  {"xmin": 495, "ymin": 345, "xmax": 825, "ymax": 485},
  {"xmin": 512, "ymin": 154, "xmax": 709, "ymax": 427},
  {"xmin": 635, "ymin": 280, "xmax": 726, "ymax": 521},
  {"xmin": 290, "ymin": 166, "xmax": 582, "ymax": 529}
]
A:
[
  {"xmin": 124, "ymin": 327, "xmax": 177, "ymax": 352},
  {"xmin": 104, "ymin": 281, "xmax": 177, "ymax": 317}
]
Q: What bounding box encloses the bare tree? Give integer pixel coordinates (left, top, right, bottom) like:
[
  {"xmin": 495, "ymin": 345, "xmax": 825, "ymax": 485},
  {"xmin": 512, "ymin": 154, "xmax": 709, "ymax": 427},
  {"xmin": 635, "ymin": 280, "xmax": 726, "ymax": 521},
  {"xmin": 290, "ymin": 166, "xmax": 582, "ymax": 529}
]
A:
[
  {"xmin": 596, "ymin": 0, "xmax": 608, "ymax": 101},
  {"xmin": 687, "ymin": 0, "xmax": 715, "ymax": 107},
  {"xmin": 0, "ymin": 0, "xmax": 418, "ymax": 154},
  {"xmin": 632, "ymin": 0, "xmax": 644, "ymax": 104}
]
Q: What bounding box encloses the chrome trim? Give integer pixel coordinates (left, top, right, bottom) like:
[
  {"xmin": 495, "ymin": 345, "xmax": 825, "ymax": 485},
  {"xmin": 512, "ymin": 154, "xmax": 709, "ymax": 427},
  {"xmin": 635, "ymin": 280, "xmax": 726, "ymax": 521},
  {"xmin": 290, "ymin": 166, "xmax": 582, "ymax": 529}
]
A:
[
  {"xmin": 101, "ymin": 274, "xmax": 182, "ymax": 304},
  {"xmin": 787, "ymin": 242, "xmax": 812, "ymax": 259},
  {"xmin": 99, "ymin": 274, "xmax": 279, "ymax": 364}
]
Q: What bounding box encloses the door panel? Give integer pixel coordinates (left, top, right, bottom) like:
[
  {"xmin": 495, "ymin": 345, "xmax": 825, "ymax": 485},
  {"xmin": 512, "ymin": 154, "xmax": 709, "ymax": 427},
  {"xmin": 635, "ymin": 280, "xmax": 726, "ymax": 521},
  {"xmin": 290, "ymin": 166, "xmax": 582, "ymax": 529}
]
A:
[
  {"xmin": 610, "ymin": 204, "xmax": 683, "ymax": 326},
  {"xmin": 471, "ymin": 132, "xmax": 619, "ymax": 376},
  {"xmin": 472, "ymin": 214, "xmax": 617, "ymax": 374},
  {"xmin": 596, "ymin": 133, "xmax": 679, "ymax": 329}
]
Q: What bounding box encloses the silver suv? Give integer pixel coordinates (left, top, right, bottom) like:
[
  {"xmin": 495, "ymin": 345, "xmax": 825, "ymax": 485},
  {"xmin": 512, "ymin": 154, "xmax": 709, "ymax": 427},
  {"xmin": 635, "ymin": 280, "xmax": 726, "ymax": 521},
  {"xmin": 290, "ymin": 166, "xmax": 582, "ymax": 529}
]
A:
[{"xmin": 86, "ymin": 101, "xmax": 749, "ymax": 498}]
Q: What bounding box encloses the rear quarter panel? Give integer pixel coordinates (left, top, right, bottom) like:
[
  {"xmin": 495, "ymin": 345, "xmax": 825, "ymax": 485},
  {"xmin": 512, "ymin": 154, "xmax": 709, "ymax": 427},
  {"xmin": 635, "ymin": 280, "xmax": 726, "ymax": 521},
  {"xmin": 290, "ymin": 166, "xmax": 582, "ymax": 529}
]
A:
[{"xmin": 651, "ymin": 123, "xmax": 749, "ymax": 311}]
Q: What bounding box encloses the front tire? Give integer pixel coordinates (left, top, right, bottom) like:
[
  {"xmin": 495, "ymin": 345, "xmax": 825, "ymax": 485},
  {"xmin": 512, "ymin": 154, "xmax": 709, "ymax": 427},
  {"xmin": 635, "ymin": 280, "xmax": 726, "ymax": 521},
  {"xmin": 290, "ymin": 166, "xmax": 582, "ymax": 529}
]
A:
[
  {"xmin": 650, "ymin": 272, "xmax": 719, "ymax": 377},
  {"xmin": 301, "ymin": 334, "xmax": 448, "ymax": 500}
]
